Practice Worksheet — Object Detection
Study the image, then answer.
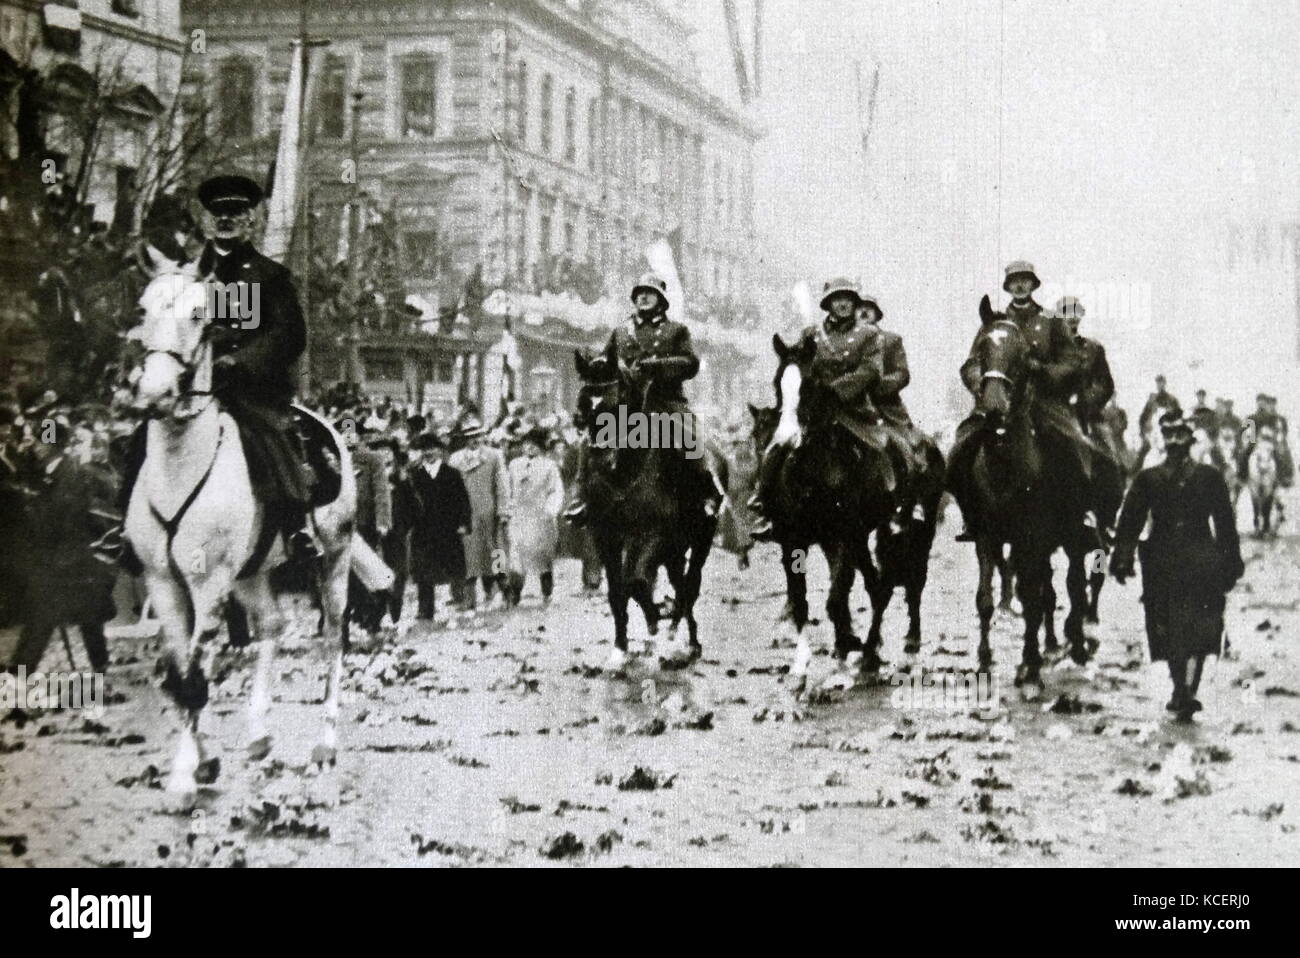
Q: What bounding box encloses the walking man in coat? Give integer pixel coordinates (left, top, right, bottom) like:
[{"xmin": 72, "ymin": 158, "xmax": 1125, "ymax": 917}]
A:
[
  {"xmin": 505, "ymin": 427, "xmax": 564, "ymax": 606},
  {"xmin": 1110, "ymin": 411, "xmax": 1244, "ymax": 722},
  {"xmin": 449, "ymin": 417, "xmax": 508, "ymax": 610},
  {"xmin": 408, "ymin": 433, "xmax": 472, "ymax": 622}
]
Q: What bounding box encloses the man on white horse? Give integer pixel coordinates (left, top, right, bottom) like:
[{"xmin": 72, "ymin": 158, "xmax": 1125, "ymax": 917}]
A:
[{"xmin": 111, "ymin": 174, "xmax": 317, "ymax": 569}]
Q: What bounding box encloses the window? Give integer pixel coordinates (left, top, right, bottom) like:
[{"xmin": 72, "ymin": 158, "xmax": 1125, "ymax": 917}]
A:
[
  {"xmin": 403, "ymin": 230, "xmax": 440, "ymax": 277},
  {"xmin": 399, "ymin": 54, "xmax": 437, "ymax": 138},
  {"xmin": 539, "ymin": 196, "xmax": 554, "ymax": 261},
  {"xmin": 516, "ymin": 184, "xmax": 531, "ymax": 284},
  {"xmin": 563, "ymin": 87, "xmax": 576, "ymax": 163},
  {"xmin": 111, "ymin": 0, "xmax": 141, "ymax": 16},
  {"xmin": 587, "ymin": 99, "xmax": 599, "ymax": 172},
  {"xmin": 365, "ymin": 356, "xmax": 404, "ymax": 381},
  {"xmin": 217, "ymin": 59, "xmax": 255, "ymax": 140},
  {"xmin": 317, "ymin": 55, "xmax": 347, "ymax": 139},
  {"xmin": 516, "ymin": 61, "xmax": 528, "ymax": 144},
  {"xmin": 112, "ymin": 166, "xmax": 136, "ymax": 233},
  {"xmin": 539, "ymin": 73, "xmax": 553, "ymax": 155}
]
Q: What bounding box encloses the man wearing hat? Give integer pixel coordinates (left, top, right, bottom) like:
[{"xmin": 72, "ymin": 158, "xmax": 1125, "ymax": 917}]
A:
[
  {"xmin": 855, "ymin": 292, "xmax": 931, "ymax": 509},
  {"xmin": 1060, "ymin": 295, "xmax": 1126, "ymax": 536},
  {"xmin": 1243, "ymin": 393, "xmax": 1293, "ymax": 489},
  {"xmin": 196, "ymin": 173, "xmax": 315, "ymax": 560},
  {"xmin": 751, "ymin": 278, "xmax": 903, "ymax": 537},
  {"xmin": 449, "ymin": 416, "xmax": 508, "ymax": 610},
  {"xmin": 1111, "ymin": 410, "xmax": 1243, "ymax": 722},
  {"xmin": 947, "ymin": 262, "xmax": 1095, "ymax": 541},
  {"xmin": 408, "ymin": 431, "xmax": 472, "ymax": 621},
  {"xmin": 109, "ymin": 174, "xmax": 316, "ymax": 568},
  {"xmin": 1190, "ymin": 388, "xmax": 1216, "ymax": 435},
  {"xmin": 563, "ymin": 272, "xmax": 721, "ymax": 523}
]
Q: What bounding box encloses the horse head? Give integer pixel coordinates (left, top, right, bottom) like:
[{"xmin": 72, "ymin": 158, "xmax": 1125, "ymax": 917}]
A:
[
  {"xmin": 769, "ymin": 332, "xmax": 819, "ymax": 447},
  {"xmin": 974, "ymin": 318, "xmax": 1030, "ymax": 433},
  {"xmin": 129, "ymin": 255, "xmax": 212, "ymax": 417},
  {"xmin": 747, "ymin": 402, "xmax": 779, "ymax": 454}
]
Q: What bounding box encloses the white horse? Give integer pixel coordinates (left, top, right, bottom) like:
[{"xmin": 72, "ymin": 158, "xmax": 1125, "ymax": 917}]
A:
[
  {"xmin": 1247, "ymin": 429, "xmax": 1280, "ymax": 538},
  {"xmin": 125, "ymin": 258, "xmax": 362, "ymax": 807}
]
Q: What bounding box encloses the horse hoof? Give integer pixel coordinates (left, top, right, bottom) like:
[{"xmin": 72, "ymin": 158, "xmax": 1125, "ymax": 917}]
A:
[
  {"xmin": 792, "ymin": 674, "xmax": 808, "ymax": 701},
  {"xmin": 605, "ymin": 648, "xmax": 628, "ymax": 672},
  {"xmin": 1084, "ymin": 612, "xmax": 1099, "ymax": 625},
  {"xmin": 903, "ymin": 637, "xmax": 921, "ymax": 656},
  {"xmin": 310, "ymin": 744, "xmax": 337, "ymax": 768},
  {"xmin": 1019, "ymin": 682, "xmax": 1043, "ymax": 703},
  {"xmin": 162, "ymin": 788, "xmax": 197, "ymax": 814},
  {"xmin": 194, "ymin": 757, "xmax": 221, "ymax": 785},
  {"xmin": 1069, "ymin": 644, "xmax": 1092, "ymax": 667},
  {"xmin": 247, "ymin": 736, "xmax": 273, "ymax": 762}
]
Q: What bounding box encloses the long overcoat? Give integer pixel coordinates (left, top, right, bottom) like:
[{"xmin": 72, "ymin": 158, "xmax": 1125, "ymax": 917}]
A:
[{"xmin": 1114, "ymin": 457, "xmax": 1244, "ymax": 661}]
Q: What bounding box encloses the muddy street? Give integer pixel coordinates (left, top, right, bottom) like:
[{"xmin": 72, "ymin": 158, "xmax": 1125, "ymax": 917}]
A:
[{"xmin": 3, "ymin": 501, "xmax": 1299, "ymax": 868}]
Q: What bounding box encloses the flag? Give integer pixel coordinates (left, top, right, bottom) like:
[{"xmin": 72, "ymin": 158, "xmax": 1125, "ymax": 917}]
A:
[
  {"xmin": 645, "ymin": 237, "xmax": 685, "ymax": 319},
  {"xmin": 263, "ymin": 42, "xmax": 324, "ymax": 261}
]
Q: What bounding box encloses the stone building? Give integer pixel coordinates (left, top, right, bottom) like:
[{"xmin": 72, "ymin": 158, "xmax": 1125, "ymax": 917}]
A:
[{"xmin": 180, "ymin": 0, "xmax": 762, "ymax": 415}]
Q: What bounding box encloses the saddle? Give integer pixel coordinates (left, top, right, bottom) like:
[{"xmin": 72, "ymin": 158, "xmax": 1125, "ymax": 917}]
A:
[{"xmin": 292, "ymin": 406, "xmax": 343, "ymax": 509}]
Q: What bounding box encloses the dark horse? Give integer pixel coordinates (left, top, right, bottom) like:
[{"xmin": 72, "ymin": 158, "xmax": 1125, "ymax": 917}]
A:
[
  {"xmin": 759, "ymin": 333, "xmax": 897, "ymax": 689},
  {"xmin": 573, "ymin": 338, "xmax": 717, "ymax": 670},
  {"xmin": 961, "ymin": 312, "xmax": 1095, "ymax": 695}
]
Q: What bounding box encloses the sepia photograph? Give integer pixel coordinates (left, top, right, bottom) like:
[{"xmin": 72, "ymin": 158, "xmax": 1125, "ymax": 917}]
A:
[{"xmin": 0, "ymin": 0, "xmax": 1294, "ymax": 911}]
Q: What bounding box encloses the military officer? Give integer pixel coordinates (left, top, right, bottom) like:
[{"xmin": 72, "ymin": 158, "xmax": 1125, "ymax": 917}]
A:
[
  {"xmin": 751, "ymin": 277, "xmax": 897, "ymax": 539},
  {"xmin": 1111, "ymin": 411, "xmax": 1243, "ymax": 722},
  {"xmin": 111, "ymin": 175, "xmax": 315, "ymax": 568},
  {"xmin": 947, "ymin": 262, "xmax": 1094, "ymax": 541},
  {"xmin": 564, "ymin": 273, "xmax": 721, "ymax": 522}
]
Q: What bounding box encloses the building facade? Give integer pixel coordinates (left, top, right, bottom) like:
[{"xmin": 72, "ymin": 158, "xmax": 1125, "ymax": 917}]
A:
[
  {"xmin": 0, "ymin": 0, "xmax": 184, "ymax": 223},
  {"xmin": 0, "ymin": 0, "xmax": 184, "ymax": 391},
  {"xmin": 180, "ymin": 0, "xmax": 762, "ymax": 414}
]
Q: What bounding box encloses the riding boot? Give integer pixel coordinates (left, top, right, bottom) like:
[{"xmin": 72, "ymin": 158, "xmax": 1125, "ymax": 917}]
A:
[
  {"xmin": 748, "ymin": 443, "xmax": 789, "ymax": 540},
  {"xmin": 1166, "ymin": 658, "xmax": 1190, "ymax": 716},
  {"xmin": 562, "ymin": 439, "xmax": 590, "ymax": 524}
]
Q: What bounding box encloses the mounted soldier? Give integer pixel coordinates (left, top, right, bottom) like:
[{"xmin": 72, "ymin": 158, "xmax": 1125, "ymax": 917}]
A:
[
  {"xmin": 105, "ymin": 174, "xmax": 317, "ymax": 569},
  {"xmin": 1059, "ymin": 295, "xmax": 1125, "ymax": 537},
  {"xmin": 563, "ymin": 273, "xmax": 721, "ymax": 524},
  {"xmin": 751, "ymin": 277, "xmax": 904, "ymax": 538},
  {"xmin": 947, "ymin": 261, "xmax": 1095, "ymax": 541}
]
